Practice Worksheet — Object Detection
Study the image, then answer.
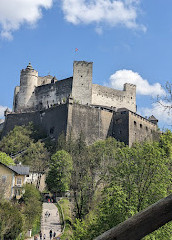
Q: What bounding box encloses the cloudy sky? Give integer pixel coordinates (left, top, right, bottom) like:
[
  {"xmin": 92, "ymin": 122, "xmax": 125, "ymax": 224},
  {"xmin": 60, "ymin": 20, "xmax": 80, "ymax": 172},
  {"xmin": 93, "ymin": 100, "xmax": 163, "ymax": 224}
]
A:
[{"xmin": 0, "ymin": 0, "xmax": 172, "ymax": 129}]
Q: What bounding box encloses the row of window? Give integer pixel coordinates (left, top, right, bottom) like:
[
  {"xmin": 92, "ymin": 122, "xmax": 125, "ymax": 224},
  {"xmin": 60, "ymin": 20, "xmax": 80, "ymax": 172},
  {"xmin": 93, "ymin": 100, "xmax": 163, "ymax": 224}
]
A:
[
  {"xmin": 1, "ymin": 176, "xmax": 22, "ymax": 185},
  {"xmin": 134, "ymin": 121, "xmax": 143, "ymax": 128},
  {"xmin": 134, "ymin": 121, "xmax": 154, "ymax": 132},
  {"xmin": 134, "ymin": 121, "xmax": 148, "ymax": 130}
]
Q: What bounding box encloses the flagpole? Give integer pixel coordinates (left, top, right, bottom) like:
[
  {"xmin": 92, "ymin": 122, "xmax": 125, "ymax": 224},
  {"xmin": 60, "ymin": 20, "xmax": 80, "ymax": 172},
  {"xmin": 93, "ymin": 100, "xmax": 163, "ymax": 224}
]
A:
[{"xmin": 74, "ymin": 48, "xmax": 79, "ymax": 61}]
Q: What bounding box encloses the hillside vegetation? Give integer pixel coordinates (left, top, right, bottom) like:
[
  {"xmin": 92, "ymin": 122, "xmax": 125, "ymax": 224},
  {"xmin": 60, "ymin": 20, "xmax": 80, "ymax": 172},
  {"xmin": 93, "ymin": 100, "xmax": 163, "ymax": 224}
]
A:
[
  {"xmin": 1, "ymin": 124, "xmax": 172, "ymax": 239},
  {"xmin": 58, "ymin": 131, "xmax": 172, "ymax": 239}
]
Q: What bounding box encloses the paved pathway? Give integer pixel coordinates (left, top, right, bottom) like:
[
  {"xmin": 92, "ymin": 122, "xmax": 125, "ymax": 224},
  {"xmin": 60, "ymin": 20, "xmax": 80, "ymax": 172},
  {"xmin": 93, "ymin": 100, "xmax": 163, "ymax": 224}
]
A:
[{"xmin": 41, "ymin": 202, "xmax": 61, "ymax": 240}]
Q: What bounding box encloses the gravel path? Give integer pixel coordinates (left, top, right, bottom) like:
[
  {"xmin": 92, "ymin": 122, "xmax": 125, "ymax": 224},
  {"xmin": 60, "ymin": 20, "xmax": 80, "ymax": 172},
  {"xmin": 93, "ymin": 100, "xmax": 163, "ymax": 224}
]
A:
[{"xmin": 41, "ymin": 202, "xmax": 61, "ymax": 240}]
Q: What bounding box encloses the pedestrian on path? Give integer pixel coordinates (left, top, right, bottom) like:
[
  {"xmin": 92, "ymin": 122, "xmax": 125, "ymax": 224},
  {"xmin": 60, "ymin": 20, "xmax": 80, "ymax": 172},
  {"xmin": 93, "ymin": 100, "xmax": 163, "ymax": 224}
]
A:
[
  {"xmin": 53, "ymin": 232, "xmax": 56, "ymax": 238},
  {"xmin": 49, "ymin": 229, "xmax": 53, "ymax": 240},
  {"xmin": 39, "ymin": 231, "xmax": 42, "ymax": 240},
  {"xmin": 43, "ymin": 233, "xmax": 46, "ymax": 240}
]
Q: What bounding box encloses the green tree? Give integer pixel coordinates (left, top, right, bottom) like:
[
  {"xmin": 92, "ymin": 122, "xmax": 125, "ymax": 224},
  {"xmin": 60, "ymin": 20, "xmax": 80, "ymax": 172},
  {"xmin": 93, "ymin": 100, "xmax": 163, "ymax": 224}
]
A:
[
  {"xmin": 55, "ymin": 132, "xmax": 93, "ymax": 219},
  {"xmin": 73, "ymin": 185, "xmax": 127, "ymax": 240},
  {"xmin": 159, "ymin": 130, "xmax": 172, "ymax": 158},
  {"xmin": 0, "ymin": 152, "xmax": 14, "ymax": 165},
  {"xmin": 18, "ymin": 141, "xmax": 49, "ymax": 171},
  {"xmin": 46, "ymin": 150, "xmax": 72, "ymax": 193},
  {"xmin": 22, "ymin": 184, "xmax": 42, "ymax": 230},
  {"xmin": 56, "ymin": 131, "xmax": 77, "ymax": 155},
  {"xmin": 0, "ymin": 123, "xmax": 47, "ymax": 157},
  {"xmin": 70, "ymin": 136, "xmax": 124, "ymax": 220},
  {"xmin": 143, "ymin": 222, "xmax": 172, "ymax": 240},
  {"xmin": 88, "ymin": 137, "xmax": 125, "ymax": 187},
  {"xmin": 56, "ymin": 132, "xmax": 68, "ymax": 152},
  {"xmin": 17, "ymin": 141, "xmax": 49, "ymax": 189},
  {"xmin": 110, "ymin": 142, "xmax": 171, "ymax": 213},
  {"xmin": 0, "ymin": 125, "xmax": 33, "ymax": 156},
  {"xmin": 73, "ymin": 141, "xmax": 172, "ymax": 239},
  {"xmin": 70, "ymin": 133, "xmax": 94, "ymax": 219},
  {"xmin": 0, "ymin": 201, "xmax": 23, "ymax": 240}
]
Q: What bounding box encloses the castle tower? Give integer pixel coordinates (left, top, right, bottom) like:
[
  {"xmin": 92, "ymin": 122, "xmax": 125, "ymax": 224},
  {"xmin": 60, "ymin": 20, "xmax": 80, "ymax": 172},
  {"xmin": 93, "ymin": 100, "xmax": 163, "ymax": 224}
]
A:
[
  {"xmin": 72, "ymin": 61, "xmax": 93, "ymax": 105},
  {"xmin": 123, "ymin": 83, "xmax": 136, "ymax": 112},
  {"xmin": 16, "ymin": 63, "xmax": 38, "ymax": 111}
]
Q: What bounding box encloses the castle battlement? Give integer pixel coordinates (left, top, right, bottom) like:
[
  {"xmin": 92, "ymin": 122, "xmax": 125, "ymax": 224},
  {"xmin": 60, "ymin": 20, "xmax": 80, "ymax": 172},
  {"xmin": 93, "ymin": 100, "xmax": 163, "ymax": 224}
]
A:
[
  {"xmin": 74, "ymin": 61, "xmax": 93, "ymax": 66},
  {"xmin": 123, "ymin": 83, "xmax": 136, "ymax": 91}
]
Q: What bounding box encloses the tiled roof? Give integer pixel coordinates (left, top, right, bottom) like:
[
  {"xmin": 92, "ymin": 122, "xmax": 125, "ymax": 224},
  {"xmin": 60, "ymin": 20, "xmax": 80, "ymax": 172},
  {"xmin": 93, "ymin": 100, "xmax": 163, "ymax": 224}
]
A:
[
  {"xmin": 8, "ymin": 165, "xmax": 30, "ymax": 175},
  {"xmin": 148, "ymin": 115, "xmax": 158, "ymax": 121}
]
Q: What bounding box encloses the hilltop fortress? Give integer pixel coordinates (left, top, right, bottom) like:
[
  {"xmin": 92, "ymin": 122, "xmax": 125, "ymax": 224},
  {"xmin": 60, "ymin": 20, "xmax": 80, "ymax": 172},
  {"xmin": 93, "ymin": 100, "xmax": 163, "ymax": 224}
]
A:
[{"xmin": 2, "ymin": 61, "xmax": 158, "ymax": 146}]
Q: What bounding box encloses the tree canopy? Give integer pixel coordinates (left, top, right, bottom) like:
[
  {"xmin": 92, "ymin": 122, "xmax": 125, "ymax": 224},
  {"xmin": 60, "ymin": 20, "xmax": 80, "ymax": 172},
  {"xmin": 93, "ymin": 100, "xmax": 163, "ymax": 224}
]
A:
[
  {"xmin": 0, "ymin": 201, "xmax": 23, "ymax": 240},
  {"xmin": 71, "ymin": 138, "xmax": 172, "ymax": 240},
  {"xmin": 0, "ymin": 152, "xmax": 14, "ymax": 165},
  {"xmin": 0, "ymin": 125, "xmax": 33, "ymax": 156},
  {"xmin": 46, "ymin": 150, "xmax": 72, "ymax": 193}
]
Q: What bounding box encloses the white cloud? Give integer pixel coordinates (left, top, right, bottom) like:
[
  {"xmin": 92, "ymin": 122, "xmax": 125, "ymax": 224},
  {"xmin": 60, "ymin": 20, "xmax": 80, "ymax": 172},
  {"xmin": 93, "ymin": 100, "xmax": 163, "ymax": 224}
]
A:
[
  {"xmin": 0, "ymin": 0, "xmax": 53, "ymax": 39},
  {"xmin": 139, "ymin": 101, "xmax": 172, "ymax": 128},
  {"xmin": 109, "ymin": 69, "xmax": 165, "ymax": 97},
  {"xmin": 61, "ymin": 0, "xmax": 145, "ymax": 31}
]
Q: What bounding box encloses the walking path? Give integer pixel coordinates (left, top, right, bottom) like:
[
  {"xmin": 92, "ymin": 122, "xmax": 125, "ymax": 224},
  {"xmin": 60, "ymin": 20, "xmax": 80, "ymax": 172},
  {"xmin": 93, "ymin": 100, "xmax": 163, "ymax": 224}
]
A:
[
  {"xmin": 25, "ymin": 202, "xmax": 61, "ymax": 240},
  {"xmin": 41, "ymin": 202, "xmax": 61, "ymax": 239}
]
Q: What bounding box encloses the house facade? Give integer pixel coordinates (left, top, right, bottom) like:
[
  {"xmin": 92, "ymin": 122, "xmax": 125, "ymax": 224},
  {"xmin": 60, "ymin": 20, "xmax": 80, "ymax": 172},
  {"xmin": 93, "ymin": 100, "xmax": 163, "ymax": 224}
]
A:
[{"xmin": 0, "ymin": 162, "xmax": 29, "ymax": 200}]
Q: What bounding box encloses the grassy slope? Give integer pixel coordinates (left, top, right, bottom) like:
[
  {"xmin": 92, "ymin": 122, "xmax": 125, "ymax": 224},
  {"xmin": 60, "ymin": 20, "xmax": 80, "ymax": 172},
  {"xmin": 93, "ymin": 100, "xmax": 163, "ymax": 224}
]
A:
[{"xmin": 57, "ymin": 198, "xmax": 73, "ymax": 240}]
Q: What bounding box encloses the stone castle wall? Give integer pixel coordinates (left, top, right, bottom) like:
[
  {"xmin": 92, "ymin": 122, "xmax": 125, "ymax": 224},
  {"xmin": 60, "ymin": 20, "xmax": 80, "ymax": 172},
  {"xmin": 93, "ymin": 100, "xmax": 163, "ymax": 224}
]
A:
[
  {"xmin": 112, "ymin": 110, "xmax": 129, "ymax": 145},
  {"xmin": 16, "ymin": 67, "xmax": 38, "ymax": 111},
  {"xmin": 129, "ymin": 111, "xmax": 157, "ymax": 146},
  {"xmin": 3, "ymin": 103, "xmax": 114, "ymax": 144},
  {"xmin": 3, "ymin": 102, "xmax": 157, "ymax": 147},
  {"xmin": 67, "ymin": 103, "xmax": 113, "ymax": 144},
  {"xmin": 14, "ymin": 77, "xmax": 73, "ymax": 112},
  {"xmin": 35, "ymin": 77, "xmax": 72, "ymax": 110},
  {"xmin": 37, "ymin": 75, "xmax": 56, "ymax": 86},
  {"xmin": 72, "ymin": 61, "xmax": 93, "ymax": 105},
  {"xmin": 2, "ymin": 104, "xmax": 69, "ymax": 139},
  {"xmin": 13, "ymin": 61, "xmax": 136, "ymax": 113},
  {"xmin": 92, "ymin": 83, "xmax": 136, "ymax": 112},
  {"xmin": 112, "ymin": 110, "xmax": 158, "ymax": 147}
]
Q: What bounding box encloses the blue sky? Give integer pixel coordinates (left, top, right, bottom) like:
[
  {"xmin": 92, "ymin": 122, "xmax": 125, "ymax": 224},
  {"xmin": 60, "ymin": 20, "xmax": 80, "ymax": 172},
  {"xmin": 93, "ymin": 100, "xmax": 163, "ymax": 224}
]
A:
[{"xmin": 0, "ymin": 0, "xmax": 172, "ymax": 129}]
